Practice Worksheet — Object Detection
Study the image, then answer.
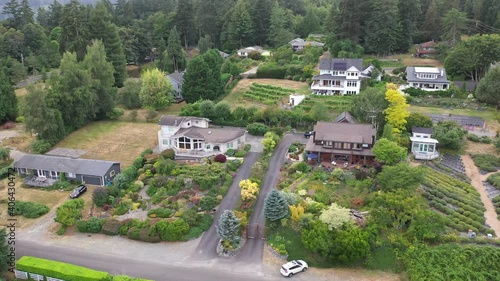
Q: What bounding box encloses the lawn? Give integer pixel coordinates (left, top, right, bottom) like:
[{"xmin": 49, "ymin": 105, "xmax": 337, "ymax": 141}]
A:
[
  {"xmin": 54, "ymin": 121, "xmax": 159, "ymax": 167},
  {"xmin": 223, "ymin": 79, "xmax": 309, "ymax": 108}
]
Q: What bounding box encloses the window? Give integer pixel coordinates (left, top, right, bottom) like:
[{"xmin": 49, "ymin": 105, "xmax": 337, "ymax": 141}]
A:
[
  {"xmin": 227, "ymin": 142, "xmax": 233, "ymax": 149},
  {"xmin": 67, "ymin": 172, "xmax": 76, "ymax": 178},
  {"xmin": 353, "ymin": 143, "xmax": 360, "ymax": 149},
  {"xmin": 415, "ymin": 134, "xmax": 421, "ymax": 138},
  {"xmin": 110, "ymin": 170, "xmax": 115, "ymax": 177},
  {"xmin": 206, "ymin": 144, "xmax": 211, "ymax": 150},
  {"xmin": 18, "ymin": 168, "xmax": 26, "ymax": 174},
  {"xmin": 193, "ymin": 139, "xmax": 202, "ymax": 149},
  {"xmin": 178, "ymin": 137, "xmax": 191, "ymax": 149},
  {"xmin": 428, "ymin": 144, "xmax": 435, "ymax": 152},
  {"xmin": 343, "ymin": 143, "xmax": 351, "ymax": 149},
  {"xmin": 347, "ymin": 81, "xmax": 357, "ymax": 87},
  {"xmin": 50, "ymin": 171, "xmax": 59, "ymax": 177},
  {"xmin": 187, "ymin": 122, "xmax": 191, "ymax": 126},
  {"xmin": 334, "ymin": 142, "xmax": 342, "ymax": 149},
  {"xmin": 162, "ymin": 139, "xmax": 169, "ymax": 145}
]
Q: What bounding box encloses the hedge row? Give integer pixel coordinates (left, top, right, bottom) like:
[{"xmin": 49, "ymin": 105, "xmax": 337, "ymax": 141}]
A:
[
  {"xmin": 16, "ymin": 256, "xmax": 153, "ymax": 281},
  {"xmin": 9, "ymin": 201, "xmax": 49, "ymax": 218},
  {"xmin": 403, "ymin": 87, "xmax": 456, "ymax": 97}
]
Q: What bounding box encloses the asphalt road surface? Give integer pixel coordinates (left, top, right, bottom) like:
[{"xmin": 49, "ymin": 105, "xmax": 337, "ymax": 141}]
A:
[
  {"xmin": 235, "ymin": 133, "xmax": 306, "ymax": 264},
  {"xmin": 191, "ymin": 152, "xmax": 260, "ymax": 260},
  {"xmin": 16, "ymin": 240, "xmax": 284, "ymax": 281}
]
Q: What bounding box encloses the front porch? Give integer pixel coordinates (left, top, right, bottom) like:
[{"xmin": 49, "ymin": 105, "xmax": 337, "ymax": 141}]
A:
[
  {"xmin": 23, "ymin": 175, "xmax": 57, "ymax": 187},
  {"xmin": 172, "ymin": 147, "xmax": 218, "ymax": 158},
  {"xmin": 411, "ymin": 138, "xmax": 439, "ymax": 160},
  {"xmin": 306, "ymin": 151, "xmax": 374, "ymax": 166}
]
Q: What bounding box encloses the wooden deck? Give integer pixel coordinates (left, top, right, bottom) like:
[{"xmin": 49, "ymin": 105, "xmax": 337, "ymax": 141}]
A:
[{"xmin": 24, "ymin": 176, "xmax": 57, "ymax": 187}]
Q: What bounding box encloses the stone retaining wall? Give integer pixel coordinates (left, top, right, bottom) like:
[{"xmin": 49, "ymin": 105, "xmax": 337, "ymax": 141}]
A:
[
  {"xmin": 216, "ymin": 236, "xmax": 246, "ymax": 257},
  {"xmin": 266, "ymin": 243, "xmax": 289, "ymax": 260}
]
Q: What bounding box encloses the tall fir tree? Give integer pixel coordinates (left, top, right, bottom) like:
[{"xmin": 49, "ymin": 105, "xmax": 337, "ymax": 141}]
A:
[
  {"xmin": 89, "ymin": 1, "xmax": 127, "ymax": 86},
  {"xmin": 222, "ymin": 0, "xmax": 254, "ymax": 49},
  {"xmin": 268, "ymin": 3, "xmax": 294, "ymax": 47},
  {"xmin": 216, "ymin": 210, "xmax": 240, "ymax": 243},
  {"xmin": 364, "ymin": 0, "xmax": 402, "ymax": 54},
  {"xmin": 175, "ymin": 0, "xmax": 194, "ymax": 50},
  {"xmin": 60, "ymin": 0, "xmax": 89, "ymax": 59},
  {"xmin": 47, "ymin": 0, "xmax": 63, "ymax": 30},
  {"xmin": 196, "ymin": 0, "xmax": 219, "ymax": 41},
  {"xmin": 165, "ymin": 26, "xmax": 186, "ymax": 72},
  {"xmin": 264, "ymin": 190, "xmax": 290, "ymax": 222},
  {"xmin": 2, "ymin": 0, "xmax": 21, "ymax": 29},
  {"xmin": 297, "ymin": 7, "xmax": 321, "ymax": 38},
  {"xmin": 397, "ymin": 0, "xmax": 421, "ymax": 52},
  {"xmin": 0, "ymin": 68, "xmax": 18, "ymax": 123},
  {"xmin": 82, "ymin": 40, "xmax": 116, "ymax": 120},
  {"xmin": 335, "ymin": 0, "xmax": 368, "ymax": 43},
  {"xmin": 20, "ymin": 0, "xmax": 33, "ymax": 27},
  {"xmin": 202, "ymin": 49, "xmax": 224, "ymax": 100},
  {"xmin": 182, "ymin": 55, "xmax": 210, "ymax": 103},
  {"xmin": 422, "ymin": 0, "xmax": 441, "ymax": 40},
  {"xmin": 442, "ymin": 8, "xmax": 468, "ymax": 46},
  {"xmin": 250, "ymin": 0, "xmax": 271, "ymax": 46}
]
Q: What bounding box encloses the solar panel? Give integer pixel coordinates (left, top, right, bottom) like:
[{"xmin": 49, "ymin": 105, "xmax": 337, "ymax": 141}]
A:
[{"xmin": 333, "ymin": 62, "xmax": 347, "ymax": 70}]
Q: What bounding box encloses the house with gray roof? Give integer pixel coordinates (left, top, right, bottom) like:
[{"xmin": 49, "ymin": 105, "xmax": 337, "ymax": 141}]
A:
[
  {"xmin": 405, "ymin": 67, "xmax": 450, "ymax": 91},
  {"xmin": 14, "ymin": 155, "xmax": 120, "ymax": 187},
  {"xmin": 311, "ymin": 58, "xmax": 368, "ymax": 95},
  {"xmin": 289, "ymin": 38, "xmax": 325, "ymax": 51},
  {"xmin": 334, "ymin": 111, "xmax": 358, "ymax": 124},
  {"xmin": 166, "ymin": 71, "xmax": 185, "ymax": 102},
  {"xmin": 237, "ymin": 46, "xmax": 271, "ymax": 57},
  {"xmin": 158, "ymin": 115, "xmax": 246, "ymax": 158},
  {"xmin": 305, "ymin": 121, "xmax": 376, "ymax": 165}
]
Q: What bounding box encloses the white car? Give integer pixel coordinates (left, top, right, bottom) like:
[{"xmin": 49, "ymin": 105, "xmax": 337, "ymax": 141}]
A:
[{"xmin": 280, "ymin": 260, "xmax": 308, "ymax": 277}]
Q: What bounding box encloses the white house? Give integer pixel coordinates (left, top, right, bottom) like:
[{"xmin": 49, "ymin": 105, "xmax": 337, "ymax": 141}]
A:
[
  {"xmin": 405, "ymin": 67, "xmax": 450, "ymax": 91},
  {"xmin": 237, "ymin": 46, "xmax": 271, "ymax": 57},
  {"xmin": 157, "ymin": 115, "xmax": 246, "ymax": 157},
  {"xmin": 410, "ymin": 127, "xmax": 439, "ymax": 160},
  {"xmin": 311, "ymin": 58, "xmax": 368, "ymax": 96}
]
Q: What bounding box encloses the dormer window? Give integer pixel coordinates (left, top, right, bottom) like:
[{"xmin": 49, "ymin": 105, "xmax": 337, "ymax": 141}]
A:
[{"xmin": 187, "ymin": 122, "xmax": 191, "ymax": 126}]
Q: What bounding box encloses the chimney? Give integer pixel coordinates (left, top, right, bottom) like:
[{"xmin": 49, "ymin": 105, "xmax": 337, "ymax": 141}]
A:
[{"xmin": 174, "ymin": 119, "xmax": 177, "ymax": 126}]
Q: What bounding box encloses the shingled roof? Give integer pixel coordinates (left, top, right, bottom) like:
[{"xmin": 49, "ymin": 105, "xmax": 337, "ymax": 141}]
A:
[
  {"xmin": 158, "ymin": 115, "xmax": 209, "ymax": 126},
  {"xmin": 14, "ymin": 155, "xmax": 119, "ymax": 177},
  {"xmin": 319, "ymin": 58, "xmax": 363, "ymax": 72},
  {"xmin": 175, "ymin": 127, "xmax": 246, "ymax": 143},
  {"xmin": 313, "ymin": 122, "xmax": 376, "ymax": 144}
]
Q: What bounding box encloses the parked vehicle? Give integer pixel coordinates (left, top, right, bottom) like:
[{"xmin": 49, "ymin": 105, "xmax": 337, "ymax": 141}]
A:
[
  {"xmin": 280, "ymin": 260, "xmax": 308, "ymax": 277},
  {"xmin": 304, "ymin": 131, "xmax": 314, "ymax": 138},
  {"xmin": 69, "ymin": 185, "xmax": 87, "ymax": 199}
]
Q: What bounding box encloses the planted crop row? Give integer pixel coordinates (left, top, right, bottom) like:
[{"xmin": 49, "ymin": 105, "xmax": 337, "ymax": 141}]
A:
[
  {"xmin": 424, "ymin": 188, "xmax": 484, "ymax": 218},
  {"xmin": 251, "ymin": 83, "xmax": 294, "ymax": 93},
  {"xmin": 243, "ymin": 90, "xmax": 284, "ymax": 101},
  {"xmin": 248, "ymin": 86, "xmax": 291, "ymax": 97},
  {"xmin": 423, "ymin": 176, "xmax": 484, "ymax": 211}
]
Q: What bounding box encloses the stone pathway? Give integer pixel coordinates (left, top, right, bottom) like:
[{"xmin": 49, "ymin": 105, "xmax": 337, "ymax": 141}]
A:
[{"xmin": 462, "ymin": 155, "xmax": 500, "ymax": 237}]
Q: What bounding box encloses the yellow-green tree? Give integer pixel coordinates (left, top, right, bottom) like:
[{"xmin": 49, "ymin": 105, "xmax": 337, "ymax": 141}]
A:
[
  {"xmin": 384, "ymin": 84, "xmax": 409, "ymax": 134},
  {"xmin": 139, "ymin": 68, "xmax": 174, "ymax": 110},
  {"xmin": 289, "ymin": 205, "xmax": 305, "ymax": 222},
  {"xmin": 240, "ymin": 179, "xmax": 259, "ymax": 201}
]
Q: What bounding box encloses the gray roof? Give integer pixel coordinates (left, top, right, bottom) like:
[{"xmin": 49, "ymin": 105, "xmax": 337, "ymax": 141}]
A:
[
  {"xmin": 334, "ymin": 111, "xmax": 358, "ymax": 124},
  {"xmin": 290, "ymin": 40, "xmax": 324, "ymax": 47},
  {"xmin": 312, "ymin": 74, "xmax": 346, "ymax": 80},
  {"xmin": 175, "ymin": 127, "xmax": 246, "ymax": 143},
  {"xmin": 14, "ymin": 155, "xmax": 119, "ymax": 177},
  {"xmin": 319, "ymin": 58, "xmax": 363, "ymax": 72},
  {"xmin": 405, "ymin": 67, "xmax": 450, "ymax": 83},
  {"xmin": 167, "ymin": 71, "xmax": 184, "ymax": 85},
  {"xmin": 313, "ymin": 122, "xmax": 376, "ymax": 144},
  {"xmin": 158, "ymin": 115, "xmax": 209, "ymax": 126},
  {"xmin": 412, "ymin": 127, "xmax": 433, "ymax": 134},
  {"xmin": 452, "ymin": 81, "xmax": 478, "ymax": 92}
]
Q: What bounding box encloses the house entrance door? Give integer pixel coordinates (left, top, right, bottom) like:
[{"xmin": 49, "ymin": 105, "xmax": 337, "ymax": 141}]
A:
[
  {"xmin": 37, "ymin": 169, "xmax": 44, "ymax": 177},
  {"xmin": 419, "ymin": 143, "xmax": 428, "ymax": 152}
]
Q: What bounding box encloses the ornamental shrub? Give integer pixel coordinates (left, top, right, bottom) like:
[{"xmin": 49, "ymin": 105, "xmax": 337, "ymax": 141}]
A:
[
  {"xmin": 246, "ymin": 122, "xmax": 269, "ymax": 136},
  {"xmin": 29, "ymin": 140, "xmax": 52, "ymax": 154},
  {"xmin": 216, "ymin": 210, "xmax": 240, "ymax": 243},
  {"xmin": 102, "ymin": 218, "xmax": 121, "ymax": 235},
  {"xmin": 55, "ymin": 198, "xmax": 84, "ymax": 227},
  {"xmin": 214, "ymin": 154, "xmax": 227, "ymax": 163},
  {"xmin": 264, "ymin": 190, "xmax": 290, "ymax": 221},
  {"xmin": 160, "ymin": 149, "xmax": 175, "ymax": 160},
  {"xmin": 153, "ymin": 219, "xmax": 190, "ymax": 241},
  {"xmin": 92, "ymin": 187, "xmax": 109, "ymax": 207},
  {"xmin": 200, "ymin": 196, "xmax": 218, "ymax": 211}
]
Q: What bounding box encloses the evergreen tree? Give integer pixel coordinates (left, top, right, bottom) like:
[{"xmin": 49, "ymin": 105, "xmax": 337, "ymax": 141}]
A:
[
  {"xmin": 165, "ymin": 26, "xmax": 185, "ymax": 72},
  {"xmin": 297, "ymin": 8, "xmax": 321, "ymax": 38},
  {"xmin": 364, "ymin": 0, "xmax": 401, "ymax": 54},
  {"xmin": 20, "ymin": 0, "xmax": 34, "ymax": 27},
  {"xmin": 0, "ymin": 228, "xmax": 8, "ymax": 273},
  {"xmin": 22, "ymin": 85, "xmax": 66, "ymax": 144},
  {"xmin": 89, "ymin": 1, "xmax": 127, "ymax": 87},
  {"xmin": 264, "ymin": 190, "xmax": 289, "ymax": 222},
  {"xmin": 182, "ymin": 55, "xmax": 210, "ymax": 103},
  {"xmin": 335, "ymin": 0, "xmax": 368, "ymax": 43},
  {"xmin": 82, "ymin": 40, "xmax": 116, "ymax": 120},
  {"xmin": 202, "ymin": 49, "xmax": 224, "ymax": 99},
  {"xmin": 60, "ymin": 0, "xmax": 89, "ymax": 59},
  {"xmin": 222, "ymin": 0, "xmax": 254, "ymax": 49},
  {"xmin": 198, "ymin": 35, "xmax": 213, "ymax": 54},
  {"xmin": 47, "ymin": 0, "xmax": 63, "ymax": 30},
  {"xmin": 397, "ymin": 0, "xmax": 421, "ymax": 52},
  {"xmin": 175, "ymin": 0, "xmax": 194, "ymax": 50},
  {"xmin": 268, "ymin": 3, "xmax": 294, "ymax": 47},
  {"xmin": 442, "ymin": 8, "xmax": 467, "ymax": 47},
  {"xmin": 2, "ymin": 0, "xmax": 21, "ymax": 29},
  {"xmin": 37, "ymin": 7, "xmax": 49, "ymax": 28},
  {"xmin": 196, "ymin": 0, "xmax": 219, "ymax": 41},
  {"xmin": 216, "ymin": 210, "xmax": 240, "ymax": 243},
  {"xmin": 251, "ymin": 0, "xmax": 271, "ymax": 46},
  {"xmin": 48, "ymin": 52, "xmax": 96, "ymax": 131},
  {"xmin": 422, "ymin": 0, "xmax": 440, "ymax": 40},
  {"xmin": 0, "ymin": 68, "xmax": 17, "ymax": 123}
]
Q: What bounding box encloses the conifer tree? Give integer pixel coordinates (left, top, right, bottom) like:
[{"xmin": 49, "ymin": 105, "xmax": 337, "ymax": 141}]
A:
[
  {"xmin": 166, "ymin": 26, "xmax": 185, "ymax": 72},
  {"xmin": 0, "ymin": 68, "xmax": 17, "ymax": 123},
  {"xmin": 182, "ymin": 55, "xmax": 210, "ymax": 103},
  {"xmin": 2, "ymin": 0, "xmax": 21, "ymax": 29},
  {"xmin": 216, "ymin": 210, "xmax": 240, "ymax": 243},
  {"xmin": 264, "ymin": 190, "xmax": 289, "ymax": 222},
  {"xmin": 175, "ymin": 0, "xmax": 194, "ymax": 50}
]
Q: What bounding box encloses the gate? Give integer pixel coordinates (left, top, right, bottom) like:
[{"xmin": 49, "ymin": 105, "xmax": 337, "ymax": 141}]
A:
[{"xmin": 246, "ymin": 223, "xmax": 266, "ymax": 240}]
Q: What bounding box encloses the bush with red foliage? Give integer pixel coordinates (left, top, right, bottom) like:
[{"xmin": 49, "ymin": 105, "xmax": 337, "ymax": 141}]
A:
[
  {"xmin": 214, "ymin": 154, "xmax": 227, "ymax": 163},
  {"xmin": 0, "ymin": 121, "xmax": 15, "ymax": 129},
  {"xmin": 350, "ymin": 197, "xmax": 365, "ymax": 209}
]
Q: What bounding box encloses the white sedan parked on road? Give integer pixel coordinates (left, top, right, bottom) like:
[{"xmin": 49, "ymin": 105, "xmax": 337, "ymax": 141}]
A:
[{"xmin": 280, "ymin": 260, "xmax": 308, "ymax": 277}]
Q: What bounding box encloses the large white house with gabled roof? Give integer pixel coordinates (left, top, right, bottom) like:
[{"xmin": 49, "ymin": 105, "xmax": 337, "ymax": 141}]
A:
[
  {"xmin": 405, "ymin": 67, "xmax": 450, "ymax": 91},
  {"xmin": 311, "ymin": 58, "xmax": 369, "ymax": 96}
]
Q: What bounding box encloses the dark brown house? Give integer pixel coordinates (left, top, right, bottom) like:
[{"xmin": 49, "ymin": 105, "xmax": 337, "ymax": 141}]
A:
[{"xmin": 305, "ymin": 122, "xmax": 377, "ymax": 164}]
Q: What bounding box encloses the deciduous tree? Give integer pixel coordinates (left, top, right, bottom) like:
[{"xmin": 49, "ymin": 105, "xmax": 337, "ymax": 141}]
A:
[
  {"xmin": 433, "ymin": 120, "xmax": 467, "ymax": 150},
  {"xmin": 373, "ymin": 138, "xmax": 407, "ymax": 165},
  {"xmin": 0, "ymin": 68, "xmax": 17, "ymax": 123},
  {"xmin": 239, "ymin": 179, "xmax": 259, "ymax": 201},
  {"xmin": 319, "ymin": 203, "xmax": 351, "ymax": 230},
  {"xmin": 377, "ymin": 162, "xmax": 423, "ymax": 191},
  {"xmin": 475, "ymin": 66, "xmax": 500, "ymax": 108},
  {"xmin": 139, "ymin": 68, "xmax": 174, "ymax": 110},
  {"xmin": 405, "ymin": 112, "xmax": 434, "ymax": 132},
  {"xmin": 384, "ymin": 85, "xmax": 410, "ymax": 134}
]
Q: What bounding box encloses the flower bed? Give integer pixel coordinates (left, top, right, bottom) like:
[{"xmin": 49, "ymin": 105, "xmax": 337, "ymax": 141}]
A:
[{"xmin": 216, "ymin": 237, "xmax": 246, "ymax": 257}]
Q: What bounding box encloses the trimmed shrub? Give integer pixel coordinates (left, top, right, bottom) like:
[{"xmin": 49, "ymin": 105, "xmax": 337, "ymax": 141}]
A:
[
  {"xmin": 256, "ymin": 62, "xmax": 286, "ymax": 79},
  {"xmin": 153, "ymin": 219, "xmax": 190, "ymax": 241},
  {"xmin": 147, "ymin": 207, "xmax": 173, "ymax": 218},
  {"xmin": 200, "ymin": 196, "xmax": 218, "ymax": 211},
  {"xmin": 225, "ymin": 149, "xmax": 235, "ymax": 156},
  {"xmin": 467, "ymin": 134, "xmax": 480, "ymax": 142},
  {"xmin": 160, "ymin": 149, "xmax": 175, "ymax": 160},
  {"xmin": 246, "ymin": 122, "xmax": 269, "ymax": 136},
  {"xmin": 30, "ymin": 140, "xmax": 52, "ymax": 154},
  {"xmin": 138, "ymin": 227, "xmax": 161, "ymax": 243},
  {"xmin": 76, "ymin": 217, "xmax": 104, "ymax": 233},
  {"xmin": 16, "ymin": 256, "xmax": 111, "ymax": 281},
  {"xmin": 22, "ymin": 202, "xmax": 49, "ymax": 218},
  {"xmin": 214, "ymin": 154, "xmax": 227, "ymax": 163},
  {"xmin": 102, "ymin": 218, "xmax": 122, "ymax": 235},
  {"xmin": 92, "ymin": 187, "xmax": 109, "ymax": 207}
]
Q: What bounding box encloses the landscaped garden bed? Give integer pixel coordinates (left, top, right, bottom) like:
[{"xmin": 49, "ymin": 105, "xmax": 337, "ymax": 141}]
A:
[
  {"xmin": 420, "ymin": 166, "xmax": 492, "ymax": 235},
  {"xmin": 287, "ymin": 141, "xmax": 305, "ymax": 161},
  {"xmin": 471, "ymin": 154, "xmax": 500, "ymax": 173},
  {"xmin": 242, "ymin": 83, "xmax": 293, "ymax": 106}
]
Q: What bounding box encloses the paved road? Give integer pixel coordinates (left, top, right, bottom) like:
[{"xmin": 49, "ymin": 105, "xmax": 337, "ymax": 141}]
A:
[
  {"xmin": 16, "ymin": 240, "xmax": 282, "ymax": 281},
  {"xmin": 235, "ymin": 133, "xmax": 306, "ymax": 264},
  {"xmin": 191, "ymin": 152, "xmax": 260, "ymax": 260}
]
